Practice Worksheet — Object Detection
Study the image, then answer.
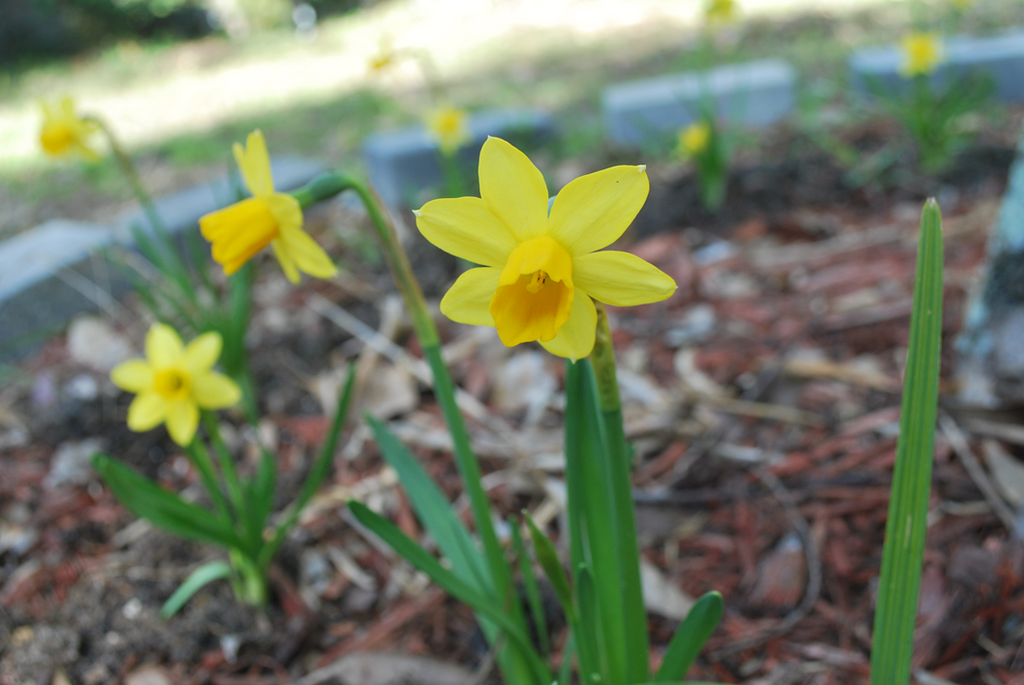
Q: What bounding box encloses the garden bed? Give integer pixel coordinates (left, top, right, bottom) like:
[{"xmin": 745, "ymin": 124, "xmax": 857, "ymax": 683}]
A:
[{"xmin": 2, "ymin": 114, "xmax": 1024, "ymax": 684}]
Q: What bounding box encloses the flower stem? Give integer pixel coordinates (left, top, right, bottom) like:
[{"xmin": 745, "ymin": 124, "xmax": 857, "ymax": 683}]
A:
[
  {"xmin": 296, "ymin": 170, "xmax": 538, "ymax": 683},
  {"xmin": 88, "ymin": 117, "xmax": 165, "ymax": 237}
]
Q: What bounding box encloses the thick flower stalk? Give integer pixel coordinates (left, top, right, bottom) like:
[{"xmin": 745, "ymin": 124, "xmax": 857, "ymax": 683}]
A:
[
  {"xmin": 111, "ymin": 324, "xmax": 241, "ymax": 446},
  {"xmin": 705, "ymin": 0, "xmax": 737, "ymax": 24},
  {"xmin": 426, "ymin": 105, "xmax": 471, "ymax": 156},
  {"xmin": 678, "ymin": 121, "xmax": 711, "ymax": 158},
  {"xmin": 415, "ymin": 137, "xmax": 676, "ymax": 361},
  {"xmin": 39, "ymin": 98, "xmax": 100, "ymax": 160},
  {"xmin": 900, "ymin": 32, "xmax": 943, "ymax": 77},
  {"xmin": 199, "ymin": 130, "xmax": 337, "ymax": 283}
]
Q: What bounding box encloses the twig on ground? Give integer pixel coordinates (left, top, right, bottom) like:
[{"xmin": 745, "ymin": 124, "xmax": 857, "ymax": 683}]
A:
[
  {"xmin": 710, "ymin": 467, "xmax": 822, "ymax": 656},
  {"xmin": 939, "ymin": 414, "xmax": 1016, "ymax": 530}
]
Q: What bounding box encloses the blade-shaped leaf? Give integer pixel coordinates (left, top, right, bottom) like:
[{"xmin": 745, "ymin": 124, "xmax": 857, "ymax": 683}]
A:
[
  {"xmin": 366, "ymin": 414, "xmax": 489, "ymax": 592},
  {"xmin": 348, "ymin": 501, "xmax": 552, "ymax": 685},
  {"xmin": 654, "ymin": 591, "xmax": 723, "ymax": 682},
  {"xmin": 159, "ymin": 560, "xmax": 232, "ymax": 619},
  {"xmin": 92, "ymin": 453, "xmax": 242, "ymax": 549},
  {"xmin": 511, "ymin": 517, "xmax": 549, "ymax": 655},
  {"xmin": 524, "ymin": 514, "xmax": 574, "ymax": 624},
  {"xmin": 870, "ymin": 199, "xmax": 944, "ymax": 685}
]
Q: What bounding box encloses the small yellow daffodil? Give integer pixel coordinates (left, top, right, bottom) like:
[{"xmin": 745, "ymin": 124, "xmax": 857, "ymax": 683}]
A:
[
  {"xmin": 111, "ymin": 324, "xmax": 241, "ymax": 446},
  {"xmin": 199, "ymin": 130, "xmax": 336, "ymax": 284},
  {"xmin": 369, "ymin": 39, "xmax": 396, "ymax": 72},
  {"xmin": 705, "ymin": 0, "xmax": 737, "ymax": 24},
  {"xmin": 415, "ymin": 137, "xmax": 676, "ymax": 361},
  {"xmin": 900, "ymin": 32, "xmax": 943, "ymax": 77},
  {"xmin": 677, "ymin": 121, "xmax": 712, "ymax": 158},
  {"xmin": 39, "ymin": 98, "xmax": 100, "ymax": 160},
  {"xmin": 426, "ymin": 106, "xmax": 471, "ymax": 157}
]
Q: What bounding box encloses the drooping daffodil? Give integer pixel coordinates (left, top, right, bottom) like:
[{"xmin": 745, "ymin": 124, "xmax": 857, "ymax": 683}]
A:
[
  {"xmin": 677, "ymin": 121, "xmax": 712, "ymax": 158},
  {"xmin": 199, "ymin": 130, "xmax": 337, "ymax": 283},
  {"xmin": 111, "ymin": 324, "xmax": 241, "ymax": 446},
  {"xmin": 425, "ymin": 105, "xmax": 471, "ymax": 157},
  {"xmin": 414, "ymin": 137, "xmax": 676, "ymax": 361},
  {"xmin": 900, "ymin": 32, "xmax": 943, "ymax": 77},
  {"xmin": 39, "ymin": 97, "xmax": 101, "ymax": 160}
]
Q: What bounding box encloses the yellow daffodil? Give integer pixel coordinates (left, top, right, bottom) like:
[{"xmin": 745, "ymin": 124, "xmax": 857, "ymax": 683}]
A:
[
  {"xmin": 415, "ymin": 137, "xmax": 676, "ymax": 361},
  {"xmin": 705, "ymin": 0, "xmax": 737, "ymax": 24},
  {"xmin": 677, "ymin": 121, "xmax": 712, "ymax": 158},
  {"xmin": 369, "ymin": 39, "xmax": 396, "ymax": 72},
  {"xmin": 426, "ymin": 106, "xmax": 471, "ymax": 156},
  {"xmin": 111, "ymin": 324, "xmax": 241, "ymax": 446},
  {"xmin": 900, "ymin": 32, "xmax": 943, "ymax": 77},
  {"xmin": 39, "ymin": 97, "xmax": 100, "ymax": 160},
  {"xmin": 199, "ymin": 130, "xmax": 337, "ymax": 284}
]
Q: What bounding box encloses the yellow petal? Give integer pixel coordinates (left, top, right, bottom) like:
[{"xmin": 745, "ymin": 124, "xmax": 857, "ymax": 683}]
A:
[
  {"xmin": 539, "ymin": 292, "xmax": 597, "ymax": 361},
  {"xmin": 192, "ymin": 372, "xmax": 241, "ymax": 409},
  {"xmin": 233, "ymin": 130, "xmax": 274, "ymax": 198},
  {"xmin": 440, "ymin": 267, "xmax": 501, "ymax": 326},
  {"xmin": 478, "ymin": 137, "xmax": 549, "ymax": 243},
  {"xmin": 110, "ymin": 359, "xmax": 153, "ymax": 393},
  {"xmin": 271, "ymin": 239, "xmax": 300, "ymax": 283},
  {"xmin": 573, "ymin": 251, "xmax": 677, "ymax": 306},
  {"xmin": 184, "ymin": 332, "xmax": 222, "ymax": 373},
  {"xmin": 127, "ymin": 392, "xmax": 166, "ymax": 432},
  {"xmin": 201, "ymin": 198, "xmax": 279, "ymax": 275},
  {"xmin": 276, "ymin": 223, "xmax": 337, "ymax": 279},
  {"xmin": 165, "ymin": 400, "xmax": 200, "ymax": 446},
  {"xmin": 415, "ymin": 197, "xmax": 519, "ymax": 267},
  {"xmin": 547, "ymin": 165, "xmax": 649, "ymax": 257},
  {"xmin": 146, "ymin": 323, "xmax": 184, "ymax": 367}
]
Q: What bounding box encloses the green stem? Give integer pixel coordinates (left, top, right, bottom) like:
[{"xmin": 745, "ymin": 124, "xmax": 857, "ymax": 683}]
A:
[
  {"xmin": 590, "ymin": 303, "xmax": 650, "ymax": 683},
  {"xmin": 201, "ymin": 412, "xmax": 246, "ymax": 524},
  {"xmin": 296, "ymin": 171, "xmax": 536, "ymax": 683},
  {"xmin": 184, "ymin": 438, "xmax": 233, "ymax": 524},
  {"xmin": 89, "ymin": 117, "xmax": 165, "ymax": 237}
]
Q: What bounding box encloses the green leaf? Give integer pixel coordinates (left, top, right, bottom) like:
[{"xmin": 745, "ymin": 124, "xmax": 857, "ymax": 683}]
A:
[
  {"xmin": 870, "ymin": 199, "xmax": 944, "ymax": 685},
  {"xmin": 159, "ymin": 561, "xmax": 232, "ymax": 619},
  {"xmin": 654, "ymin": 591, "xmax": 724, "ymax": 682},
  {"xmin": 365, "ymin": 414, "xmax": 490, "ymax": 593},
  {"xmin": 575, "ymin": 563, "xmax": 607, "ymax": 685},
  {"xmin": 260, "ymin": 364, "xmax": 357, "ymax": 568},
  {"xmin": 556, "ymin": 633, "xmax": 575, "ymax": 685},
  {"xmin": 92, "ymin": 453, "xmax": 242, "ymax": 549},
  {"xmin": 524, "ymin": 514, "xmax": 574, "ymax": 624},
  {"xmin": 563, "ymin": 360, "xmax": 627, "ymax": 685},
  {"xmin": 348, "ymin": 501, "xmax": 552, "ymax": 685},
  {"xmin": 511, "ymin": 517, "xmax": 549, "ymax": 655}
]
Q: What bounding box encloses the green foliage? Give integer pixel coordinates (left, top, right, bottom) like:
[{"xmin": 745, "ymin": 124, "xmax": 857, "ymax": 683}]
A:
[
  {"xmin": 870, "ymin": 73, "xmax": 993, "ymax": 173},
  {"xmin": 870, "ymin": 199, "xmax": 944, "ymax": 684},
  {"xmin": 93, "ymin": 364, "xmax": 357, "ymax": 616}
]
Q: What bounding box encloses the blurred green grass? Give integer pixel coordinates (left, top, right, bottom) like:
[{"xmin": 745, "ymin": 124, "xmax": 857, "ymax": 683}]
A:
[{"xmin": 2, "ymin": 0, "xmax": 1023, "ymax": 240}]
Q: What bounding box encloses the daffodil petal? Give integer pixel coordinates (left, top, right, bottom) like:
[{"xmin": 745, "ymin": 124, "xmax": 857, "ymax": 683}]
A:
[
  {"xmin": 166, "ymin": 400, "xmax": 200, "ymax": 446},
  {"xmin": 416, "ymin": 197, "xmax": 518, "ymax": 267},
  {"xmin": 538, "ymin": 291, "xmax": 597, "ymax": 361},
  {"xmin": 478, "ymin": 137, "xmax": 549, "ymax": 243},
  {"xmin": 276, "ymin": 223, "xmax": 337, "ymax": 279},
  {"xmin": 127, "ymin": 392, "xmax": 166, "ymax": 432},
  {"xmin": 146, "ymin": 323, "xmax": 184, "ymax": 367},
  {"xmin": 192, "ymin": 372, "xmax": 241, "ymax": 409},
  {"xmin": 233, "ymin": 130, "xmax": 274, "ymax": 198},
  {"xmin": 111, "ymin": 359, "xmax": 153, "ymax": 393},
  {"xmin": 440, "ymin": 267, "xmax": 501, "ymax": 326},
  {"xmin": 548, "ymin": 165, "xmax": 649, "ymax": 256},
  {"xmin": 184, "ymin": 332, "xmax": 222, "ymax": 373},
  {"xmin": 271, "ymin": 239, "xmax": 300, "ymax": 284},
  {"xmin": 574, "ymin": 251, "xmax": 677, "ymax": 306}
]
